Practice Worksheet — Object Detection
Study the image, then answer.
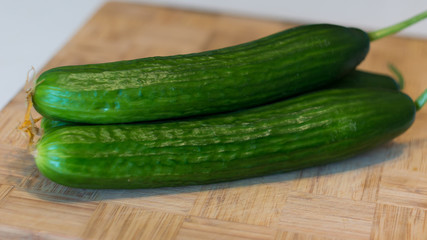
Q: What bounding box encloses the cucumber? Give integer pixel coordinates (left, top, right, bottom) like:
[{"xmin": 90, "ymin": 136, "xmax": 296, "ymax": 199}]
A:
[
  {"xmin": 35, "ymin": 88, "xmax": 417, "ymax": 189},
  {"xmin": 327, "ymin": 70, "xmax": 399, "ymax": 90},
  {"xmin": 39, "ymin": 69, "xmax": 400, "ymax": 132},
  {"xmin": 33, "ymin": 24, "xmax": 369, "ymax": 124},
  {"xmin": 31, "ymin": 12, "xmax": 427, "ymax": 124},
  {"xmin": 40, "ymin": 118, "xmax": 77, "ymax": 133}
]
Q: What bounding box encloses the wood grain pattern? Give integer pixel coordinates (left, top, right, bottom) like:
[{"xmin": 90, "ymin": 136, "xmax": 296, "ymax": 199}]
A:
[
  {"xmin": 190, "ymin": 179, "xmax": 291, "ymax": 227},
  {"xmin": 0, "ymin": 184, "xmax": 13, "ymax": 206},
  {"xmin": 96, "ymin": 186, "xmax": 202, "ymax": 215},
  {"xmin": 278, "ymin": 192, "xmax": 376, "ymax": 240},
  {"xmin": 0, "ymin": 189, "xmax": 97, "ymax": 237},
  {"xmin": 377, "ymin": 169, "xmax": 427, "ymax": 208},
  {"xmin": 371, "ymin": 204, "xmax": 427, "ymax": 240},
  {"xmin": 0, "ymin": 144, "xmax": 36, "ymax": 186},
  {"xmin": 275, "ymin": 231, "xmax": 342, "ymax": 240},
  {"xmin": 177, "ymin": 216, "xmax": 274, "ymax": 240},
  {"xmin": 83, "ymin": 203, "xmax": 185, "ymax": 240},
  {"xmin": 0, "ymin": 1, "xmax": 426, "ymax": 239}
]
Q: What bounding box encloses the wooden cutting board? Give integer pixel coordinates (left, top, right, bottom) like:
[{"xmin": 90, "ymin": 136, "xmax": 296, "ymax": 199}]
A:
[{"xmin": 1, "ymin": 2, "xmax": 426, "ymax": 239}]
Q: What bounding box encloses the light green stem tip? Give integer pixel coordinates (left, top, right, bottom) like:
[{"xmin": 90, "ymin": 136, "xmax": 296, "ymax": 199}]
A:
[
  {"xmin": 387, "ymin": 63, "xmax": 404, "ymax": 90},
  {"xmin": 415, "ymin": 89, "xmax": 427, "ymax": 111},
  {"xmin": 368, "ymin": 11, "xmax": 427, "ymax": 41}
]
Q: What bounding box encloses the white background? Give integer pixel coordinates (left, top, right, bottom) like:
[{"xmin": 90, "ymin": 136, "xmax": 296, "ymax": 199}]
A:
[{"xmin": 1, "ymin": 0, "xmax": 426, "ymax": 110}]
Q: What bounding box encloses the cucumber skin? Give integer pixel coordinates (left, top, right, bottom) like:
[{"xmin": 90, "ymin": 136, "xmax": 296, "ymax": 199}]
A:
[
  {"xmin": 35, "ymin": 89, "xmax": 415, "ymax": 189},
  {"xmin": 40, "ymin": 118, "xmax": 76, "ymax": 133},
  {"xmin": 39, "ymin": 69, "xmax": 399, "ymax": 132},
  {"xmin": 327, "ymin": 70, "xmax": 399, "ymax": 90},
  {"xmin": 33, "ymin": 24, "xmax": 369, "ymax": 124}
]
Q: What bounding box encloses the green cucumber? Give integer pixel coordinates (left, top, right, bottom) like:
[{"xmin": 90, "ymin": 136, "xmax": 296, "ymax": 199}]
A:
[
  {"xmin": 33, "ymin": 24, "xmax": 369, "ymax": 124},
  {"xmin": 40, "ymin": 118, "xmax": 77, "ymax": 133},
  {"xmin": 32, "ymin": 12, "xmax": 427, "ymax": 124},
  {"xmin": 35, "ymin": 88, "xmax": 417, "ymax": 189},
  {"xmin": 327, "ymin": 70, "xmax": 399, "ymax": 90},
  {"xmin": 39, "ymin": 69, "xmax": 400, "ymax": 132}
]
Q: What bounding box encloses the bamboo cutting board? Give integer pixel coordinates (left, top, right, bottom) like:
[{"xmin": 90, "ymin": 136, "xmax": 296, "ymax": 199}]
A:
[{"xmin": 1, "ymin": 2, "xmax": 427, "ymax": 239}]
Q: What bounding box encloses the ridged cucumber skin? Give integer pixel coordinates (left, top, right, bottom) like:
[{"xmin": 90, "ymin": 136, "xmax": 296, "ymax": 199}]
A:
[
  {"xmin": 35, "ymin": 89, "xmax": 415, "ymax": 189},
  {"xmin": 33, "ymin": 24, "xmax": 369, "ymax": 124},
  {"xmin": 39, "ymin": 70, "xmax": 399, "ymax": 132}
]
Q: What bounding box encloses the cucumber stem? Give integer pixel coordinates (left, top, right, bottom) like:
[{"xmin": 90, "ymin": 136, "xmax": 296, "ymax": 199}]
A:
[
  {"xmin": 415, "ymin": 89, "xmax": 427, "ymax": 111},
  {"xmin": 387, "ymin": 63, "xmax": 404, "ymax": 90},
  {"xmin": 18, "ymin": 67, "xmax": 41, "ymax": 149},
  {"xmin": 368, "ymin": 11, "xmax": 427, "ymax": 41}
]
